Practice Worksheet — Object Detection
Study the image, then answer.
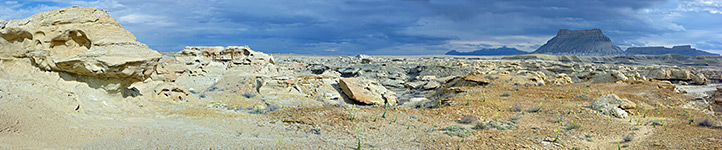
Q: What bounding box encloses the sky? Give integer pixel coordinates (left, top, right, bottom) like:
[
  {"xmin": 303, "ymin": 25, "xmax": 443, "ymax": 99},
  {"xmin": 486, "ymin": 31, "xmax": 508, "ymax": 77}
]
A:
[{"xmin": 1, "ymin": 0, "xmax": 721, "ymax": 55}]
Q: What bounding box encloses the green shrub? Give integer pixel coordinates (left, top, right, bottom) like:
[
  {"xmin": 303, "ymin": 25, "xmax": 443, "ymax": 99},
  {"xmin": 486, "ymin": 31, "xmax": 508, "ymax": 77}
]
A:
[
  {"xmin": 623, "ymin": 134, "xmax": 634, "ymax": 142},
  {"xmin": 698, "ymin": 118, "xmax": 715, "ymax": 127},
  {"xmin": 565, "ymin": 124, "xmax": 580, "ymax": 131},
  {"xmin": 473, "ymin": 119, "xmax": 518, "ymax": 130},
  {"xmin": 501, "ymin": 93, "xmax": 512, "ymax": 97},
  {"xmin": 459, "ymin": 115, "xmax": 477, "ymax": 124},
  {"xmin": 442, "ymin": 125, "xmax": 476, "ymax": 138}
]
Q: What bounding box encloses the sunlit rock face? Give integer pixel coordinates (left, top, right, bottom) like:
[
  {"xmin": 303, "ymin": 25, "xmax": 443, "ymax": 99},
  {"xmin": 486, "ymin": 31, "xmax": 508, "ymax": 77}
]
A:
[{"xmin": 0, "ymin": 7, "xmax": 162, "ymax": 92}]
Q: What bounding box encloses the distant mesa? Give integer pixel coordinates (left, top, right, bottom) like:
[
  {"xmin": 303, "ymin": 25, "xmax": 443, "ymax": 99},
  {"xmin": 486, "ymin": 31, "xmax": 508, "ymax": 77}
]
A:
[
  {"xmin": 532, "ymin": 29, "xmax": 624, "ymax": 56},
  {"xmin": 625, "ymin": 45, "xmax": 719, "ymax": 56},
  {"xmin": 445, "ymin": 46, "xmax": 528, "ymax": 56}
]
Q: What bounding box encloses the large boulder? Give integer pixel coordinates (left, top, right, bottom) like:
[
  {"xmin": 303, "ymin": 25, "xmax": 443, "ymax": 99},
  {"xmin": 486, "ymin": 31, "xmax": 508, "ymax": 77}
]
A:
[
  {"xmin": 339, "ymin": 78, "xmax": 398, "ymax": 106},
  {"xmin": 591, "ymin": 94, "xmax": 636, "ymax": 119},
  {"xmin": 0, "ymin": 7, "xmax": 161, "ymax": 83},
  {"xmin": 691, "ymin": 72, "xmax": 707, "ymax": 85}
]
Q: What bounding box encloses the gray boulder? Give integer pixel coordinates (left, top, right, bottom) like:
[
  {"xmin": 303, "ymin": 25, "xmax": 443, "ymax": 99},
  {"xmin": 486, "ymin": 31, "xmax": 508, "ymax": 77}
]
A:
[{"xmin": 591, "ymin": 94, "xmax": 636, "ymax": 119}]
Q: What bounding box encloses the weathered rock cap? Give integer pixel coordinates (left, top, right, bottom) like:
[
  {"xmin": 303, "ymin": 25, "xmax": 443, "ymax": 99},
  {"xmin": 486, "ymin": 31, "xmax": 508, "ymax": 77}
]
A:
[{"xmin": 0, "ymin": 6, "xmax": 162, "ymax": 81}]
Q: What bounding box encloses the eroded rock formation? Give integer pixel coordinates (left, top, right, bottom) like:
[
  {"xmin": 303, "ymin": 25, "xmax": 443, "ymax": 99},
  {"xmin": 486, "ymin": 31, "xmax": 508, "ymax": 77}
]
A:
[{"xmin": 0, "ymin": 7, "xmax": 161, "ymax": 92}]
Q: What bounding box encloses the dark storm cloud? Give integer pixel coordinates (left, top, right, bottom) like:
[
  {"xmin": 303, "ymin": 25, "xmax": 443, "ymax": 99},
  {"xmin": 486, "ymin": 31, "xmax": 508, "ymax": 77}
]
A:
[
  {"xmin": 3, "ymin": 0, "xmax": 720, "ymax": 55},
  {"xmin": 185, "ymin": 0, "xmax": 669, "ymax": 54}
]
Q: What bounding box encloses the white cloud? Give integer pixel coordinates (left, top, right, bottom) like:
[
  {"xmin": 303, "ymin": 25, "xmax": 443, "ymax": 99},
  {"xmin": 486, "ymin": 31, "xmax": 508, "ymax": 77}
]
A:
[
  {"xmin": 679, "ymin": 0, "xmax": 722, "ymax": 14},
  {"xmin": 67, "ymin": 0, "xmax": 124, "ymax": 10},
  {"xmin": 118, "ymin": 14, "xmax": 175, "ymax": 27},
  {"xmin": 0, "ymin": 2, "xmax": 61, "ymax": 21}
]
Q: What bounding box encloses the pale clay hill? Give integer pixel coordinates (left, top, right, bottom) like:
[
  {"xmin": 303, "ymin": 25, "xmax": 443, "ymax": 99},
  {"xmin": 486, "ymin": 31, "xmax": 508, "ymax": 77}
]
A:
[{"xmin": 1, "ymin": 7, "xmax": 722, "ymax": 149}]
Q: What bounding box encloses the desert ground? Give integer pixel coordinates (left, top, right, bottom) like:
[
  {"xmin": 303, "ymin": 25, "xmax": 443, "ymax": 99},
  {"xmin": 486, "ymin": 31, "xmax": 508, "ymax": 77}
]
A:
[{"xmin": 2, "ymin": 52, "xmax": 722, "ymax": 149}]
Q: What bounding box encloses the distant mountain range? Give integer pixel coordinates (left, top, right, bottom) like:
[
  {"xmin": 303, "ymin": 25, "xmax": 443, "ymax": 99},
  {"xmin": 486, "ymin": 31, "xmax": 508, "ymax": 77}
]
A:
[
  {"xmin": 445, "ymin": 46, "xmax": 528, "ymax": 56},
  {"xmin": 625, "ymin": 45, "xmax": 718, "ymax": 56},
  {"xmin": 445, "ymin": 29, "xmax": 719, "ymax": 57}
]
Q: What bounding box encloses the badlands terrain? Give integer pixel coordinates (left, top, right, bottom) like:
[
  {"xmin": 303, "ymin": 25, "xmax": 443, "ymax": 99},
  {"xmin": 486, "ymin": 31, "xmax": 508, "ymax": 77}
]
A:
[{"xmin": 1, "ymin": 7, "xmax": 722, "ymax": 149}]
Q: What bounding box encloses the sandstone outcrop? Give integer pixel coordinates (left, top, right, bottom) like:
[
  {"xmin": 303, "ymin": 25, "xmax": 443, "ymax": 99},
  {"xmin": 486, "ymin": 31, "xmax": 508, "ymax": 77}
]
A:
[
  {"xmin": 153, "ymin": 83, "xmax": 191, "ymax": 101},
  {"xmin": 339, "ymin": 77, "xmax": 398, "ymax": 106},
  {"xmin": 533, "ymin": 29, "xmax": 624, "ymax": 56},
  {"xmin": 175, "ymin": 46, "xmax": 275, "ymax": 66},
  {"xmin": 0, "ymin": 7, "xmax": 161, "ymax": 85}
]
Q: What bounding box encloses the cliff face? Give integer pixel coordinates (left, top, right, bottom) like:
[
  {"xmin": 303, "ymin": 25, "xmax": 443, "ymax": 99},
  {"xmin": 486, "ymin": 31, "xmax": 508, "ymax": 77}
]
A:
[
  {"xmin": 532, "ymin": 29, "xmax": 624, "ymax": 56},
  {"xmin": 445, "ymin": 46, "xmax": 528, "ymax": 56},
  {"xmin": 625, "ymin": 45, "xmax": 719, "ymax": 56}
]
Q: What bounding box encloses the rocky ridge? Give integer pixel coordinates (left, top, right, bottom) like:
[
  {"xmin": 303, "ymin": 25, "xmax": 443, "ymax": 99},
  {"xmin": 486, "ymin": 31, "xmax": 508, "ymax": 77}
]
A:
[
  {"xmin": 626, "ymin": 45, "xmax": 719, "ymax": 56},
  {"xmin": 446, "ymin": 46, "xmax": 528, "ymax": 56}
]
